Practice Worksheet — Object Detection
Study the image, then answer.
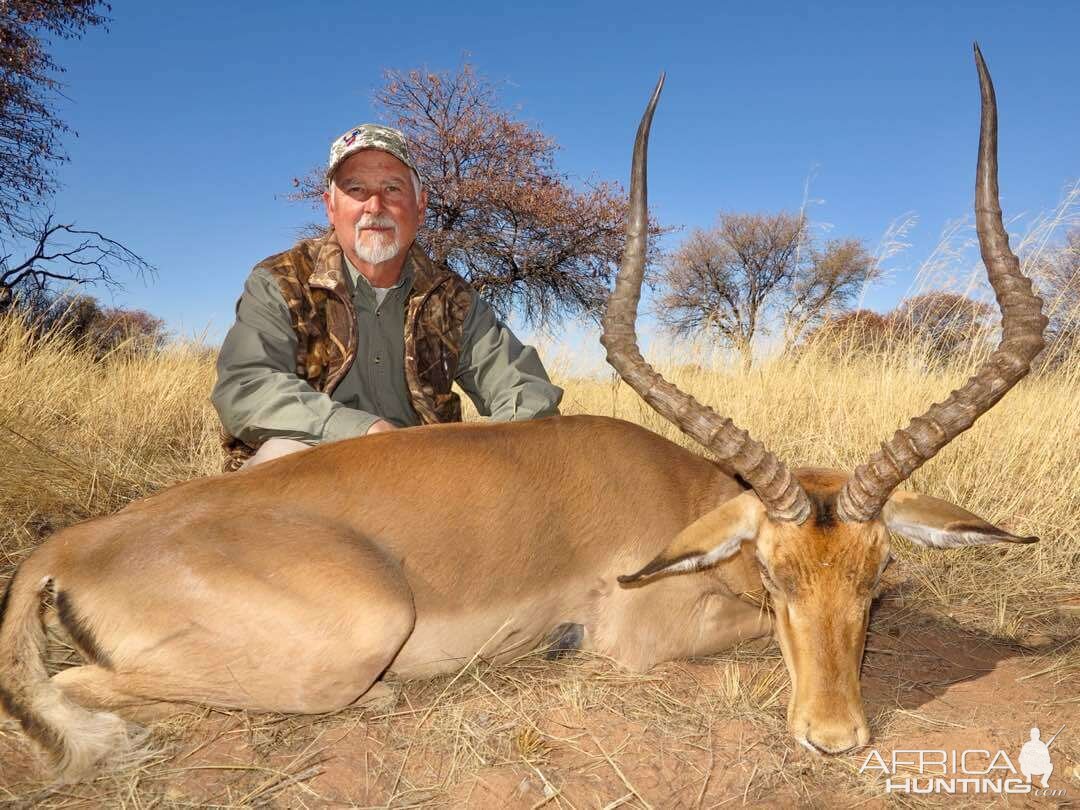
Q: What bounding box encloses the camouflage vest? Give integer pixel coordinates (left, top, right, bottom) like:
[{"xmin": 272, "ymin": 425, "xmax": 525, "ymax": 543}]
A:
[{"xmin": 221, "ymin": 233, "xmax": 474, "ymax": 472}]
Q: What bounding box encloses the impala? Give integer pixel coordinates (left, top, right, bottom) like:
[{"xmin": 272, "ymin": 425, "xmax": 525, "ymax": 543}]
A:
[{"xmin": 0, "ymin": 45, "xmax": 1045, "ymax": 781}]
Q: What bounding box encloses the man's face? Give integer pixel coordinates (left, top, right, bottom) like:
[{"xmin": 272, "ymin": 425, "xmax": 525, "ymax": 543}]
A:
[{"xmin": 323, "ymin": 149, "xmax": 426, "ymax": 268}]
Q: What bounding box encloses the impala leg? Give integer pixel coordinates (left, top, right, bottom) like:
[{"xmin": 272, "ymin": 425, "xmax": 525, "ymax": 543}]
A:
[
  {"xmin": 59, "ymin": 520, "xmax": 416, "ymax": 715},
  {"xmin": 151, "ymin": 530, "xmax": 416, "ymax": 714},
  {"xmin": 51, "ymin": 665, "xmax": 183, "ymax": 723}
]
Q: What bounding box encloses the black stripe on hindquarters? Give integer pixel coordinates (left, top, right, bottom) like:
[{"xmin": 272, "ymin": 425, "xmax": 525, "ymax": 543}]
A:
[{"xmin": 56, "ymin": 590, "xmax": 113, "ymax": 669}]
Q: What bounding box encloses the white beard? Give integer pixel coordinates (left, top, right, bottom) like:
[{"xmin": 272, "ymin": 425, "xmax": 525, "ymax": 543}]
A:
[{"xmin": 354, "ymin": 217, "xmax": 402, "ymax": 265}]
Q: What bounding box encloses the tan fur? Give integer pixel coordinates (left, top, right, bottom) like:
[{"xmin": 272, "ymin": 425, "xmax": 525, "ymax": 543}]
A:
[
  {"xmin": 758, "ymin": 478, "xmax": 887, "ymax": 754},
  {"xmin": 627, "ymin": 467, "xmax": 1030, "ymax": 755},
  {"xmin": 0, "ymin": 417, "xmax": 1031, "ymax": 778}
]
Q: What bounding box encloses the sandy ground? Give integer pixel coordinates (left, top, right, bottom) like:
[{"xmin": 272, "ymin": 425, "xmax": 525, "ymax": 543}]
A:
[{"xmin": 1, "ymin": 577, "xmax": 1077, "ymax": 809}]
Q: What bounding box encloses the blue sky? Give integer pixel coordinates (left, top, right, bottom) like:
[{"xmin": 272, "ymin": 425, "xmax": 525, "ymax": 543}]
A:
[{"xmin": 40, "ymin": 0, "xmax": 1079, "ymax": 358}]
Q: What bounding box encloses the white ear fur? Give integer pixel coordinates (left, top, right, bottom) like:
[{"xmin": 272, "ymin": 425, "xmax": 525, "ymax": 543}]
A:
[
  {"xmin": 619, "ymin": 492, "xmax": 764, "ymax": 584},
  {"xmin": 633, "ymin": 532, "xmax": 751, "ymax": 578},
  {"xmin": 882, "ymin": 491, "xmax": 1037, "ymax": 549}
]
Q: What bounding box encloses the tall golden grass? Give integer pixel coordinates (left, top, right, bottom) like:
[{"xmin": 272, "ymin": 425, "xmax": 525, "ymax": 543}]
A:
[
  {"xmin": 1, "ymin": 299, "xmax": 1076, "ymax": 634},
  {"xmin": 0, "ymin": 313, "xmax": 221, "ymax": 559},
  {"xmin": 0, "ymin": 263, "xmax": 1077, "ymax": 804}
]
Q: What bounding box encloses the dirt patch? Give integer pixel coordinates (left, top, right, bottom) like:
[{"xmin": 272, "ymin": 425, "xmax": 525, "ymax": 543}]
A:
[{"xmin": 2, "ymin": 588, "xmax": 1078, "ymax": 808}]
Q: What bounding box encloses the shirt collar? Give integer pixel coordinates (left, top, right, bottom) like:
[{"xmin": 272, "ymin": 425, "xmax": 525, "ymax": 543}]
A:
[{"xmin": 342, "ymin": 252, "xmax": 414, "ymax": 298}]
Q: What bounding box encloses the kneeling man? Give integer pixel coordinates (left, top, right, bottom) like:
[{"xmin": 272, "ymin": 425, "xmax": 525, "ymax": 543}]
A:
[{"xmin": 213, "ymin": 124, "xmax": 562, "ymax": 470}]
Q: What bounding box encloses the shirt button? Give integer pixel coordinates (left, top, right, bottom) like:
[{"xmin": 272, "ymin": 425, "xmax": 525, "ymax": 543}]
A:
[{"xmin": 374, "ymin": 355, "xmax": 381, "ymax": 364}]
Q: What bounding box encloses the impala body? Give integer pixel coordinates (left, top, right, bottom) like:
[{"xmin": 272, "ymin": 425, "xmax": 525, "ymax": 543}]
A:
[{"xmin": 0, "ymin": 46, "xmax": 1045, "ymax": 781}]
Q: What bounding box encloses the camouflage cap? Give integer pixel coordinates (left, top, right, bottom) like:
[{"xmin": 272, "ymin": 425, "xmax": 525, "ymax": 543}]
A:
[{"xmin": 325, "ymin": 123, "xmax": 418, "ymax": 186}]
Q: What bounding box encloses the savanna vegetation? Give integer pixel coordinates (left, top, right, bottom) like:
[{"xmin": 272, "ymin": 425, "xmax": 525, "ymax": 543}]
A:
[
  {"xmin": 0, "ymin": 6, "xmax": 1076, "ymax": 801},
  {"xmin": 0, "ymin": 250, "xmax": 1076, "ymax": 804}
]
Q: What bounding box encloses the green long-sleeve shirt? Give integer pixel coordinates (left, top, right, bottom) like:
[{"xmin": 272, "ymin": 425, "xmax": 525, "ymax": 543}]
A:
[{"xmin": 212, "ymin": 251, "xmax": 563, "ymax": 446}]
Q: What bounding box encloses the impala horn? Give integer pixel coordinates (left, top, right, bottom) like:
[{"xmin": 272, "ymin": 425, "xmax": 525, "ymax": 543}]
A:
[
  {"xmin": 836, "ymin": 44, "xmax": 1048, "ymax": 523},
  {"xmin": 600, "ymin": 75, "xmax": 812, "ymax": 524}
]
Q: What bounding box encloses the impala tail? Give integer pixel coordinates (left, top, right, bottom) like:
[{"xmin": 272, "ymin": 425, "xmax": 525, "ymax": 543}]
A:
[{"xmin": 0, "ymin": 562, "xmax": 132, "ymax": 782}]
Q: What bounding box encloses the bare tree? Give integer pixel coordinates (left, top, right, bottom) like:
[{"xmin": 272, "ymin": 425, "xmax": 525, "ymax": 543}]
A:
[
  {"xmin": 0, "ymin": 1, "xmax": 110, "ymax": 234},
  {"xmin": 0, "ymin": 214, "xmax": 154, "ymax": 313},
  {"xmin": 295, "ymin": 63, "xmax": 662, "ymax": 325},
  {"xmin": 0, "ymin": 4, "xmax": 154, "ymax": 311},
  {"xmin": 657, "ymin": 212, "xmax": 876, "ymax": 369},
  {"xmin": 784, "ymin": 238, "xmax": 878, "ymax": 347}
]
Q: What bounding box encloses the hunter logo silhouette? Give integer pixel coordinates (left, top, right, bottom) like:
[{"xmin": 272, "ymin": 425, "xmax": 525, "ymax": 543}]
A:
[{"xmin": 1018, "ymin": 725, "xmax": 1064, "ymax": 788}]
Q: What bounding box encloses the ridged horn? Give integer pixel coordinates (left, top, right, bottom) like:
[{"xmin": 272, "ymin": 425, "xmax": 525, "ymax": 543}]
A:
[
  {"xmin": 836, "ymin": 44, "xmax": 1048, "ymax": 523},
  {"xmin": 600, "ymin": 75, "xmax": 812, "ymax": 524}
]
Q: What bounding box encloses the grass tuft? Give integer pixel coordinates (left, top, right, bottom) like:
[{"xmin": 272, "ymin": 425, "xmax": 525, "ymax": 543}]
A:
[{"xmin": 0, "ymin": 290, "xmax": 1077, "ymax": 805}]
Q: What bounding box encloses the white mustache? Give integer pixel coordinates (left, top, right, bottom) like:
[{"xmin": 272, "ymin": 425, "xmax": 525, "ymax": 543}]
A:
[{"xmin": 356, "ymin": 215, "xmax": 397, "ymax": 233}]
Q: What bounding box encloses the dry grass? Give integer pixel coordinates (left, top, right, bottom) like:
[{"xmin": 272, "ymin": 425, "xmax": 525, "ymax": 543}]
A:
[
  {"xmin": 558, "ymin": 329, "xmax": 1080, "ymax": 630},
  {"xmin": 0, "ymin": 298, "xmax": 1078, "ymax": 806}
]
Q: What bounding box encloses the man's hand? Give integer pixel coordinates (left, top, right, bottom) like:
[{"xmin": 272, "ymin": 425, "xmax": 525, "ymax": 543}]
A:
[
  {"xmin": 366, "ymin": 419, "xmax": 399, "ymax": 435},
  {"xmin": 242, "ymin": 437, "xmax": 310, "ymax": 470}
]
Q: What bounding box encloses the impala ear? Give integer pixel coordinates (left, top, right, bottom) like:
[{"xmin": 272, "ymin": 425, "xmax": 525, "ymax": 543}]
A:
[
  {"xmin": 618, "ymin": 492, "xmax": 764, "ymax": 585},
  {"xmin": 882, "ymin": 490, "xmax": 1038, "ymax": 548}
]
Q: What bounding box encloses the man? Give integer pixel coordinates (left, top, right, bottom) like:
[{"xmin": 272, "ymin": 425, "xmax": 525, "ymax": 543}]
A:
[{"xmin": 213, "ymin": 124, "xmax": 562, "ymax": 470}]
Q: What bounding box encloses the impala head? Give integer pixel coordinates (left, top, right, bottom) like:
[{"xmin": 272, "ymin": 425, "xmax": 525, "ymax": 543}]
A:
[{"xmin": 605, "ymin": 45, "xmax": 1046, "ymax": 755}]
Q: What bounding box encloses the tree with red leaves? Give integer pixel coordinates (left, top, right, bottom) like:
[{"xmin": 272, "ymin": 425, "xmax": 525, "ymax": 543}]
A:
[
  {"xmin": 803, "ymin": 309, "xmax": 894, "ymax": 356},
  {"xmin": 804, "ymin": 291, "xmax": 994, "ymax": 362},
  {"xmin": 295, "ymin": 64, "xmax": 659, "ymax": 326},
  {"xmin": 29, "ymin": 293, "xmax": 166, "ymax": 358},
  {"xmin": 889, "ymin": 291, "xmax": 993, "ymax": 356}
]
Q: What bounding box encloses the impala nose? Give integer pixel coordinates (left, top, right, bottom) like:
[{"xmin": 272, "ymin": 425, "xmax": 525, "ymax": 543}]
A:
[{"xmin": 801, "ymin": 721, "xmax": 870, "ymax": 755}]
